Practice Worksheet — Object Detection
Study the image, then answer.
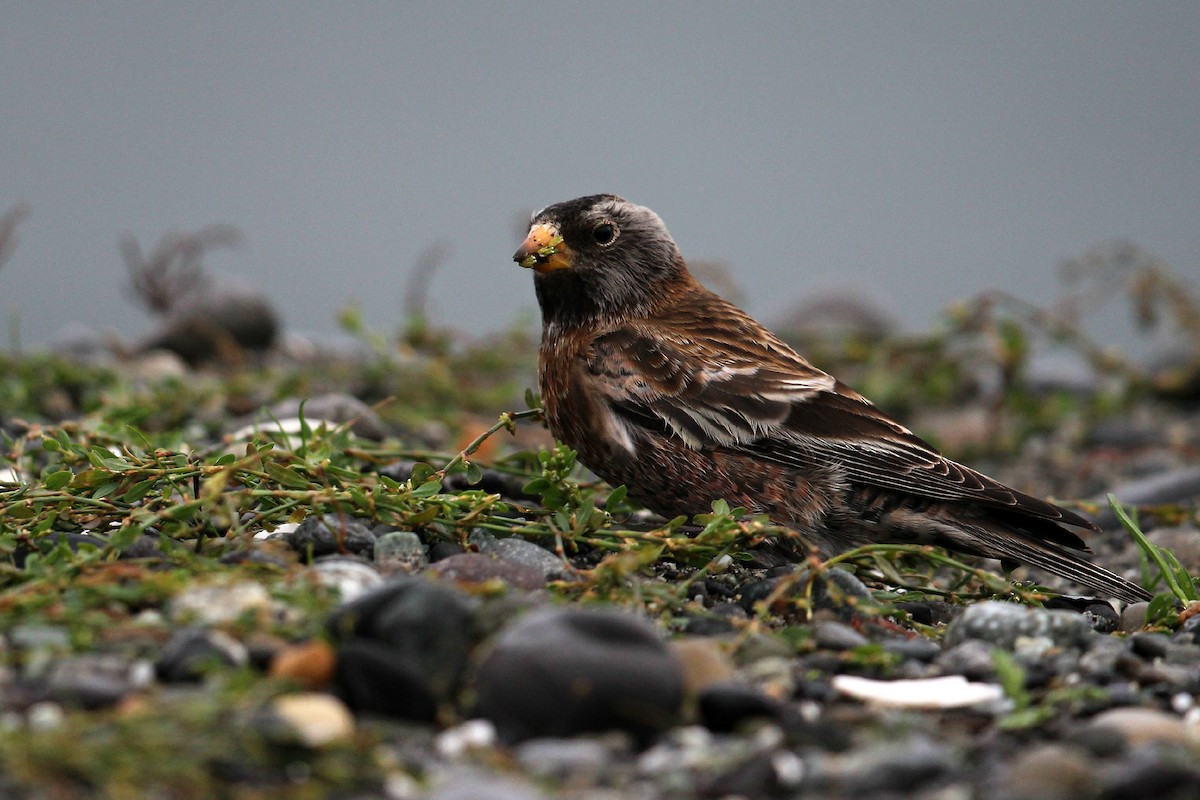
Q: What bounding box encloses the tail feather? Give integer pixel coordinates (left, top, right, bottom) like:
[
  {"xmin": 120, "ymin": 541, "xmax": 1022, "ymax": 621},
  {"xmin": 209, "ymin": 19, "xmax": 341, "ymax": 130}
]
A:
[{"xmin": 884, "ymin": 506, "xmax": 1152, "ymax": 603}]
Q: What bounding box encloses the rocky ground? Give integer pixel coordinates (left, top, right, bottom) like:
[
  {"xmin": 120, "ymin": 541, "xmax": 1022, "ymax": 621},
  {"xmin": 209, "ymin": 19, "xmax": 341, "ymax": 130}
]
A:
[{"xmin": 1, "ymin": 318, "xmax": 1199, "ymax": 799}]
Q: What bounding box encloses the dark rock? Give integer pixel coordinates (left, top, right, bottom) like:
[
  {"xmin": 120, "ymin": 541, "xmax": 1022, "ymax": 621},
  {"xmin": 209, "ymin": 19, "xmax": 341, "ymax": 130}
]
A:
[
  {"xmin": 428, "ymin": 552, "xmax": 546, "ymax": 591},
  {"xmin": 944, "ymin": 601, "xmax": 1094, "ymax": 651},
  {"xmin": 936, "ymin": 640, "xmax": 999, "ymax": 682},
  {"xmin": 696, "ymin": 683, "xmax": 783, "ymax": 732},
  {"xmin": 428, "ymin": 540, "xmax": 466, "ymax": 562},
  {"xmin": 679, "ymin": 614, "xmax": 738, "ymax": 636},
  {"xmin": 12, "ymin": 532, "xmax": 107, "ymax": 568},
  {"xmin": 895, "ymin": 600, "xmax": 961, "ymax": 627},
  {"xmin": 327, "ymin": 578, "xmax": 478, "ymax": 716},
  {"xmin": 332, "ymin": 638, "xmax": 437, "ymax": 722},
  {"xmin": 838, "ymin": 737, "xmax": 957, "ymax": 794},
  {"xmin": 155, "ymin": 627, "xmax": 247, "ymax": 682},
  {"xmin": 881, "ymin": 637, "xmax": 942, "ymax": 662},
  {"xmin": 287, "ymin": 513, "xmax": 377, "ymax": 560},
  {"xmin": 140, "ymin": 286, "xmax": 279, "ymax": 366},
  {"xmin": 1098, "ymin": 755, "xmax": 1200, "ymax": 800},
  {"xmin": 1130, "ymin": 632, "xmax": 1172, "ymax": 660},
  {"xmin": 475, "ymin": 606, "xmax": 683, "ymax": 744},
  {"xmin": 1044, "ymin": 596, "xmax": 1121, "ymax": 634},
  {"xmin": 813, "ymin": 620, "xmax": 870, "ymax": 651}
]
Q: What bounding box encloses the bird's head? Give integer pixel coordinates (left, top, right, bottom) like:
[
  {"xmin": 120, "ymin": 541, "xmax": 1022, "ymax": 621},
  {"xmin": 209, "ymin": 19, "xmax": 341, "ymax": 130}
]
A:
[{"xmin": 514, "ymin": 195, "xmax": 686, "ymax": 325}]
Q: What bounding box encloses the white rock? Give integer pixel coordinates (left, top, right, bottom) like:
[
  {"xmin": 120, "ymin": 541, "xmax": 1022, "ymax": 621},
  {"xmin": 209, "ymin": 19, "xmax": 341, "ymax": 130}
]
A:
[
  {"xmin": 271, "ymin": 693, "xmax": 354, "ymax": 747},
  {"xmin": 831, "ymin": 674, "xmax": 1005, "ymax": 709}
]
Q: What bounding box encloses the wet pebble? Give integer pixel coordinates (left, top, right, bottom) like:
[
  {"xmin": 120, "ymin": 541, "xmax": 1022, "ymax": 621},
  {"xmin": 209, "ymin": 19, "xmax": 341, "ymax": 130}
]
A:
[{"xmin": 475, "ymin": 606, "xmax": 683, "ymax": 744}]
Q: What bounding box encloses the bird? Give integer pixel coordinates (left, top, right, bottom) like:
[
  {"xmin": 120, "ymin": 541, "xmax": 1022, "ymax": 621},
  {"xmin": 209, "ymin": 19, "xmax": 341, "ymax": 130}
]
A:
[{"xmin": 513, "ymin": 194, "xmax": 1151, "ymax": 603}]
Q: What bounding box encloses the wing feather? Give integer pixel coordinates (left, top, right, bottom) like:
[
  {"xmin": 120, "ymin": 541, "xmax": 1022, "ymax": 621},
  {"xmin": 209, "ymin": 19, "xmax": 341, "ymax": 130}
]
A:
[{"xmin": 587, "ymin": 325, "xmax": 1096, "ymax": 534}]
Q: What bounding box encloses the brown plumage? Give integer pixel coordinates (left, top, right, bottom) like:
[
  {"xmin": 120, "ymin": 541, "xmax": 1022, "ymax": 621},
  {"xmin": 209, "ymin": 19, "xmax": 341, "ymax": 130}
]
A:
[{"xmin": 514, "ymin": 194, "xmax": 1150, "ymax": 602}]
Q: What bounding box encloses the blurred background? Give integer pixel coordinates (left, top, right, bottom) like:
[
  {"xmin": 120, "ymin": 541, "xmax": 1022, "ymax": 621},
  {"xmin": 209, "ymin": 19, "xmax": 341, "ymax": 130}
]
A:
[{"xmin": 1, "ymin": 2, "xmax": 1197, "ymax": 352}]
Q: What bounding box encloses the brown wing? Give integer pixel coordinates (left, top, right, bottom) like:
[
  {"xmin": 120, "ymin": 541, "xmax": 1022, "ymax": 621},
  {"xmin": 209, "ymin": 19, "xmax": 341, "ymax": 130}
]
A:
[{"xmin": 586, "ymin": 315, "xmax": 1097, "ymax": 538}]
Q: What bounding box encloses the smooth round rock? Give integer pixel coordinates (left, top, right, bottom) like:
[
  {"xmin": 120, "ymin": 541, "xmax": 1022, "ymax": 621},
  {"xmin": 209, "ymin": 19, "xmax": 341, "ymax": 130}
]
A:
[
  {"xmin": 1087, "ymin": 707, "xmax": 1193, "ymax": 747},
  {"xmin": 475, "ymin": 606, "xmax": 684, "ymax": 744},
  {"xmin": 327, "ymin": 578, "xmax": 479, "ymax": 718}
]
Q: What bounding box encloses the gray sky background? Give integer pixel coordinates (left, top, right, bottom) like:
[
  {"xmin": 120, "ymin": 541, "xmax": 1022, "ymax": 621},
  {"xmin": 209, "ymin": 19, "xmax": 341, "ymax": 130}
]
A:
[{"xmin": 2, "ymin": 2, "xmax": 1198, "ymax": 350}]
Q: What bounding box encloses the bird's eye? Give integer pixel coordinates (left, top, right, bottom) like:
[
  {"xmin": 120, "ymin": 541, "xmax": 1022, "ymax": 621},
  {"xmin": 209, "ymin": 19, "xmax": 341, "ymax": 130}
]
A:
[{"xmin": 592, "ymin": 222, "xmax": 618, "ymax": 246}]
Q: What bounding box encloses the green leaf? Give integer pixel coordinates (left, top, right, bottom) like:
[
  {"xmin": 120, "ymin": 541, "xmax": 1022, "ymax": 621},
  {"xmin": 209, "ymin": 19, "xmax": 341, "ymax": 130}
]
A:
[
  {"xmin": 604, "ymin": 485, "xmax": 628, "ymax": 512},
  {"xmin": 265, "ymin": 462, "xmax": 312, "ymax": 489},
  {"xmin": 124, "ymin": 478, "xmax": 158, "ymax": 502},
  {"xmin": 42, "ymin": 470, "xmax": 73, "ymax": 490},
  {"xmin": 410, "ymin": 480, "xmax": 443, "ymax": 499},
  {"xmin": 464, "ymin": 461, "xmax": 484, "ymax": 486},
  {"xmin": 92, "ymin": 481, "xmax": 119, "ymax": 500}
]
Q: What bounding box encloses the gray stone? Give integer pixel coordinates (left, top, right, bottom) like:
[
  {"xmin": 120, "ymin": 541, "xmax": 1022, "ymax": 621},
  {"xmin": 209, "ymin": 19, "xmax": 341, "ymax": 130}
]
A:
[
  {"xmin": 944, "ymin": 601, "xmax": 1094, "ymax": 651},
  {"xmin": 373, "ymin": 530, "xmax": 428, "ymax": 575},
  {"xmin": 813, "ymin": 620, "xmax": 870, "ymax": 651}
]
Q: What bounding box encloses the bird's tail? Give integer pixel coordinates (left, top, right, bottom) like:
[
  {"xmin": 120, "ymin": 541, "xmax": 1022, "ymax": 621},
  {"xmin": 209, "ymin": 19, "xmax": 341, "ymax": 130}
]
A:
[{"xmin": 887, "ymin": 507, "xmax": 1152, "ymax": 603}]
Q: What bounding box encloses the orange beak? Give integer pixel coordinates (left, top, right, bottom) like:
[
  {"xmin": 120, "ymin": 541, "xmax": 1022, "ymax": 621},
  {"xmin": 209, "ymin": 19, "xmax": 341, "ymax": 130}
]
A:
[{"xmin": 514, "ymin": 224, "xmax": 573, "ymax": 273}]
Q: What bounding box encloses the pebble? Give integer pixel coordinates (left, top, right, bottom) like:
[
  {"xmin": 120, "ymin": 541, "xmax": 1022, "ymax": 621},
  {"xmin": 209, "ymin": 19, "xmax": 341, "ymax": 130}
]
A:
[
  {"xmin": 670, "ymin": 638, "xmax": 736, "ymax": 694},
  {"xmin": 1119, "ymin": 601, "xmax": 1150, "ymax": 632},
  {"xmin": 813, "ymin": 620, "xmax": 870, "ymax": 651},
  {"xmin": 696, "ymin": 683, "xmax": 784, "ymax": 732},
  {"xmin": 1087, "ymin": 707, "xmax": 1193, "ymax": 747},
  {"xmin": 488, "ymin": 537, "xmax": 568, "ymax": 579},
  {"xmin": 373, "ymin": 530, "xmax": 429, "ymax": 575},
  {"xmin": 944, "ymin": 601, "xmax": 1094, "ymax": 651},
  {"xmin": 46, "ymin": 654, "xmax": 146, "ymax": 709},
  {"xmin": 155, "ymin": 627, "xmax": 248, "ymax": 682},
  {"xmin": 936, "ymin": 639, "xmax": 1000, "ymax": 682},
  {"xmin": 1004, "ymin": 744, "xmax": 1098, "ymax": 800},
  {"xmin": 328, "ymin": 578, "xmax": 478, "ymax": 719},
  {"xmin": 168, "ymin": 580, "xmax": 272, "ymax": 625},
  {"xmin": 475, "ymin": 606, "xmax": 683, "ymax": 744},
  {"xmin": 831, "ymin": 675, "xmax": 1005, "ymax": 710},
  {"xmin": 287, "ymin": 513, "xmax": 378, "ymax": 560},
  {"xmin": 269, "ymin": 640, "xmax": 337, "ymax": 689},
  {"xmin": 835, "ymin": 737, "xmax": 957, "ymax": 794},
  {"xmin": 428, "ymin": 552, "xmax": 546, "ymax": 591},
  {"xmin": 1089, "ymin": 465, "xmax": 1200, "ymax": 528},
  {"xmin": 265, "ymin": 692, "xmax": 355, "ymax": 747},
  {"xmin": 310, "ymin": 556, "xmax": 384, "ymax": 602},
  {"xmin": 515, "ymin": 737, "xmax": 617, "ymax": 782}
]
